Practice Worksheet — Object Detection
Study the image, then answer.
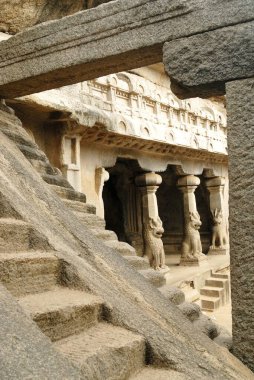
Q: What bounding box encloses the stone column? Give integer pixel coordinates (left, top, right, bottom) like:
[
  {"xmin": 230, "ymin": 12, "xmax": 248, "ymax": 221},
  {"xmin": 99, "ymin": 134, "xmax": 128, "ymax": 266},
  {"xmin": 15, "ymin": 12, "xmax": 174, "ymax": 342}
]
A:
[
  {"xmin": 226, "ymin": 78, "xmax": 254, "ymax": 371},
  {"xmin": 177, "ymin": 175, "xmax": 206, "ymax": 266},
  {"xmin": 205, "ymin": 177, "xmax": 228, "ymax": 255},
  {"xmin": 135, "ymin": 172, "xmax": 167, "ymax": 271}
]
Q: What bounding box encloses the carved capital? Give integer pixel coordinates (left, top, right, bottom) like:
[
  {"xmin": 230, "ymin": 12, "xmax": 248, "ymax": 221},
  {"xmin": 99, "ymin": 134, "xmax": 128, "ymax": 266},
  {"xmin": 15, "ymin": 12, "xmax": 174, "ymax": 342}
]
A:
[
  {"xmin": 135, "ymin": 172, "xmax": 162, "ymax": 188},
  {"xmin": 206, "ymin": 176, "xmax": 225, "ymax": 192},
  {"xmin": 177, "ymin": 175, "xmax": 200, "ymax": 193}
]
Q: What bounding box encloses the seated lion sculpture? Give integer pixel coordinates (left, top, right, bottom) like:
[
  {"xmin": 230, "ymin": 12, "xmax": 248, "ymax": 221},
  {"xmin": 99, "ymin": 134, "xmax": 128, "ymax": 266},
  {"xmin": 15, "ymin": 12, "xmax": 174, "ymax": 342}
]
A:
[
  {"xmin": 182, "ymin": 211, "xmax": 204, "ymax": 259},
  {"xmin": 143, "ymin": 216, "xmax": 166, "ymax": 270},
  {"xmin": 210, "ymin": 208, "xmax": 228, "ymax": 249}
]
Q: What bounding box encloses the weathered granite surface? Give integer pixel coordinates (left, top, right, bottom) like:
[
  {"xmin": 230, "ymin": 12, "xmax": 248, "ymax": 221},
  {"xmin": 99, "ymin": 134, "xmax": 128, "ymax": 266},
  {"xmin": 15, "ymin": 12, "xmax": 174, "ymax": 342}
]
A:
[
  {"xmin": 0, "ymin": 0, "xmax": 253, "ymax": 97},
  {"xmin": 163, "ymin": 21, "xmax": 254, "ymax": 98},
  {"xmin": 0, "ymin": 108, "xmax": 252, "ymax": 379},
  {"xmin": 227, "ymin": 78, "xmax": 254, "ymax": 371},
  {"xmin": 0, "ymin": 284, "xmax": 79, "ymax": 379}
]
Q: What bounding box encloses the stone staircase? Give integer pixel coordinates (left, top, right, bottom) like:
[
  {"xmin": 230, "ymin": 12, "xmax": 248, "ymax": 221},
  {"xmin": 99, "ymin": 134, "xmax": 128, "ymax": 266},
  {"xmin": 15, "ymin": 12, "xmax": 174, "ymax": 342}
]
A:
[
  {"xmin": 0, "ymin": 212, "xmax": 179, "ymax": 379},
  {"xmin": 0, "ymin": 108, "xmax": 168, "ymax": 291},
  {"xmin": 200, "ymin": 271, "xmax": 230, "ymax": 311}
]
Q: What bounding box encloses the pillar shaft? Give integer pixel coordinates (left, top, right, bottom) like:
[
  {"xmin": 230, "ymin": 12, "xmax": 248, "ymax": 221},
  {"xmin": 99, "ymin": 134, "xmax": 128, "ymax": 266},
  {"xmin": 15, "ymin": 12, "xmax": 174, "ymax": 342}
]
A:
[
  {"xmin": 135, "ymin": 172, "xmax": 162, "ymax": 220},
  {"xmin": 177, "ymin": 174, "xmax": 200, "ymax": 218},
  {"xmin": 206, "ymin": 177, "xmax": 225, "ymax": 211}
]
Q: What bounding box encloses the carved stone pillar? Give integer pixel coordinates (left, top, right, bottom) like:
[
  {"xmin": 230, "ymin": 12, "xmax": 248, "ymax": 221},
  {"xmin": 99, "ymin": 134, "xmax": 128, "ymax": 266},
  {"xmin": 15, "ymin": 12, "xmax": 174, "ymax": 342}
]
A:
[
  {"xmin": 135, "ymin": 172, "xmax": 167, "ymax": 271},
  {"xmin": 205, "ymin": 177, "xmax": 228, "ymax": 255},
  {"xmin": 95, "ymin": 167, "xmax": 109, "ymax": 218},
  {"xmin": 177, "ymin": 175, "xmax": 206, "ymax": 266}
]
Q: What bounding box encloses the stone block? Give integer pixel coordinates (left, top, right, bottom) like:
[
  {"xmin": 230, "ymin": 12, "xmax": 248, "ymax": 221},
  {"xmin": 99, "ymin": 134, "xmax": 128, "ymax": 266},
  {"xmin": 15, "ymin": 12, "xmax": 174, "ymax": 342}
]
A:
[
  {"xmin": 178, "ymin": 302, "xmax": 201, "ymax": 322},
  {"xmin": 159, "ymin": 286, "xmax": 185, "ymax": 305},
  {"xmin": 163, "ymin": 21, "xmax": 254, "ymax": 98},
  {"xmin": 19, "ymin": 288, "xmax": 103, "ymax": 341},
  {"xmin": 54, "ymin": 323, "xmax": 146, "ymax": 380},
  {"xmin": 0, "ymin": 252, "xmax": 61, "ymax": 297}
]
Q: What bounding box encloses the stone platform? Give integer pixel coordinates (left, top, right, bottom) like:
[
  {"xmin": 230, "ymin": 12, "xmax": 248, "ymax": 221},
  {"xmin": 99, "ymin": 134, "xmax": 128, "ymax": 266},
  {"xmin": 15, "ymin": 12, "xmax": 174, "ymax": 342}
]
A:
[{"xmin": 164, "ymin": 254, "xmax": 230, "ymax": 288}]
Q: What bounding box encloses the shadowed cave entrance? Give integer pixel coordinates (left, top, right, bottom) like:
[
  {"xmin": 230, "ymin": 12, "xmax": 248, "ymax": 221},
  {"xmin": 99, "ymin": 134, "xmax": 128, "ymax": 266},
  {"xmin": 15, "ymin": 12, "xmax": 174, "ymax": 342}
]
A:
[{"xmin": 102, "ymin": 158, "xmax": 144, "ymax": 255}]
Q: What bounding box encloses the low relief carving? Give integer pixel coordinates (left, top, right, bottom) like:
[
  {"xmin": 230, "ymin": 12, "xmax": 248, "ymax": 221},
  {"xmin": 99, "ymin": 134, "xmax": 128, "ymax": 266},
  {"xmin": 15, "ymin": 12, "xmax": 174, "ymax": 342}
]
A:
[
  {"xmin": 182, "ymin": 212, "xmax": 204, "ymax": 259},
  {"xmin": 143, "ymin": 217, "xmax": 166, "ymax": 270},
  {"xmin": 210, "ymin": 208, "xmax": 227, "ymax": 249}
]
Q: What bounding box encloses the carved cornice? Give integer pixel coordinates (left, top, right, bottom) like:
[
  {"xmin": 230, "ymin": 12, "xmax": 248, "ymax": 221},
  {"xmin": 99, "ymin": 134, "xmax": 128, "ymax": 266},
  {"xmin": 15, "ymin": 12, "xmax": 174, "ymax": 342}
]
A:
[{"xmin": 77, "ymin": 125, "xmax": 228, "ymax": 164}]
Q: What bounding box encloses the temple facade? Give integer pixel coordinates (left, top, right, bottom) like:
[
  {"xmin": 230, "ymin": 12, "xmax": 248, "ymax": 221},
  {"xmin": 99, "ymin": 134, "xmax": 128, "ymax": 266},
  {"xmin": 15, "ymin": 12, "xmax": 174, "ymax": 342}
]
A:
[{"xmin": 10, "ymin": 64, "xmax": 229, "ymax": 266}]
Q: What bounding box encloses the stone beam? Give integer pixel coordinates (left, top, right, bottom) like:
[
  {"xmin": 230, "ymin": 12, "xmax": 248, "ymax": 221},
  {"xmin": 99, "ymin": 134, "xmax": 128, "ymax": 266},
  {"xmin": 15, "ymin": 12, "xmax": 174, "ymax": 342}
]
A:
[
  {"xmin": 226, "ymin": 77, "xmax": 254, "ymax": 371},
  {"xmin": 0, "ymin": 0, "xmax": 254, "ymax": 98},
  {"xmin": 163, "ymin": 21, "xmax": 254, "ymax": 98}
]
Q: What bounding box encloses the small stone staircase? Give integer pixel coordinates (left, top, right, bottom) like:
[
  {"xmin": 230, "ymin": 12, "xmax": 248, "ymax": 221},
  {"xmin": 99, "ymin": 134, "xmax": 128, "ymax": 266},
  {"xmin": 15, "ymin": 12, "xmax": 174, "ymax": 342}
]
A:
[
  {"xmin": 200, "ymin": 271, "xmax": 230, "ymax": 311},
  {"xmin": 0, "ymin": 214, "xmax": 177, "ymax": 379}
]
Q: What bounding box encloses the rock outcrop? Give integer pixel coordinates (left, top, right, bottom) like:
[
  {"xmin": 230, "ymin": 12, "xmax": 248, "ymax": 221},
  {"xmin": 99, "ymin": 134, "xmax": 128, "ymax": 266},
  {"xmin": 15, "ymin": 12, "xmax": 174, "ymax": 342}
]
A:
[{"xmin": 0, "ymin": 0, "xmax": 85, "ymax": 34}]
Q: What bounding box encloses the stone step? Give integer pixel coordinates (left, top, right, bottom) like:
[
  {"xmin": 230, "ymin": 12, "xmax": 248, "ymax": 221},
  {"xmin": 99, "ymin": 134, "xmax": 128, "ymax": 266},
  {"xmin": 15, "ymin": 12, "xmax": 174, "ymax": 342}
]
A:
[
  {"xmin": 1, "ymin": 127, "xmax": 38, "ymax": 149},
  {"xmin": 200, "ymin": 285, "xmax": 229, "ymax": 307},
  {"xmin": 205, "ymin": 278, "xmax": 229, "ymax": 288},
  {"xmin": 42, "ymin": 173, "xmax": 73, "ymax": 188},
  {"xmin": 18, "ymin": 287, "xmax": 103, "ymax": 342},
  {"xmin": 91, "ymin": 229, "xmax": 118, "ymax": 241},
  {"xmin": 130, "ymin": 366, "xmax": 189, "ymax": 379},
  {"xmin": 125, "ymin": 256, "xmax": 150, "ymax": 270},
  {"xmin": 64, "ymin": 199, "xmax": 96, "ymax": 215},
  {"xmin": 0, "ymin": 251, "xmax": 60, "ymax": 297},
  {"xmin": 50, "ymin": 184, "xmax": 87, "ymax": 203},
  {"xmin": 139, "ymin": 269, "xmax": 166, "ymax": 288},
  {"xmin": 74, "ymin": 212, "xmax": 106, "ymax": 229},
  {"xmin": 0, "ymin": 218, "xmax": 50, "ymax": 253},
  {"xmin": 31, "ymin": 159, "xmax": 58, "ymax": 176},
  {"xmin": 18, "ymin": 144, "xmax": 48, "ymax": 162},
  {"xmin": 104, "ymin": 240, "xmax": 136, "ymax": 256},
  {"xmin": 211, "ymin": 272, "xmax": 229, "ymax": 280},
  {"xmin": 201, "ymin": 296, "xmax": 220, "ymax": 311},
  {"xmin": 54, "ymin": 322, "xmax": 145, "ymax": 380},
  {"xmin": 200, "ymin": 286, "xmax": 224, "ymax": 298}
]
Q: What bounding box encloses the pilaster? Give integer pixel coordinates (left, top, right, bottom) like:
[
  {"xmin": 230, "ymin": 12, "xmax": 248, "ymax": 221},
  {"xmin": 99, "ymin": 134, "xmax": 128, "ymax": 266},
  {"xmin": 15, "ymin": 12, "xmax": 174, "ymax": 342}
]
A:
[{"xmin": 95, "ymin": 167, "xmax": 109, "ymax": 218}]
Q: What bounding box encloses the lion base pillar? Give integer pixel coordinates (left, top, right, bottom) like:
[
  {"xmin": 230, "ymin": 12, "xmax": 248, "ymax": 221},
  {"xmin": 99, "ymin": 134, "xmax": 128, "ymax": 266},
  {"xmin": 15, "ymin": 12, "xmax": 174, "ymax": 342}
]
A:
[
  {"xmin": 177, "ymin": 175, "xmax": 207, "ymax": 267},
  {"xmin": 135, "ymin": 172, "xmax": 169, "ymax": 272},
  {"xmin": 206, "ymin": 177, "xmax": 229, "ymax": 255}
]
